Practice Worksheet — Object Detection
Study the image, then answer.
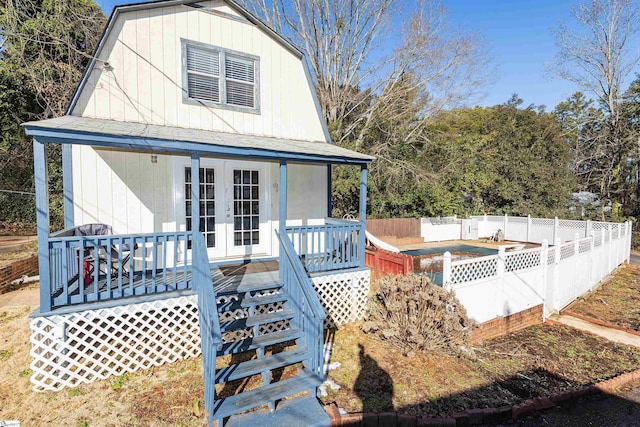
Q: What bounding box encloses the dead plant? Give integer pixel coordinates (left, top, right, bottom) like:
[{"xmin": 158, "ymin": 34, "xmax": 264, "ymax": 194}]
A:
[{"xmin": 362, "ymin": 274, "xmax": 475, "ymax": 355}]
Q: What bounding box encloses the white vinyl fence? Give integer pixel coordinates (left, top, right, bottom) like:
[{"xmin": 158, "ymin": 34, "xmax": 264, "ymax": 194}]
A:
[
  {"xmin": 421, "ymin": 217, "xmax": 461, "ymax": 242},
  {"xmin": 443, "ymin": 216, "xmax": 632, "ymax": 323}
]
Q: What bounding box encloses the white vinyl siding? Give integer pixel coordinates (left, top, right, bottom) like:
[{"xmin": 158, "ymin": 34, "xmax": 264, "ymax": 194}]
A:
[
  {"xmin": 72, "ymin": 4, "xmax": 329, "ymax": 142},
  {"xmin": 183, "ymin": 40, "xmax": 259, "ymax": 112}
]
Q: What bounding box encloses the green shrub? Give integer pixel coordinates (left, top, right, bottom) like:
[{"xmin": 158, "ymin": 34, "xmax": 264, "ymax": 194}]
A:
[{"xmin": 362, "ymin": 274, "xmax": 474, "ymax": 355}]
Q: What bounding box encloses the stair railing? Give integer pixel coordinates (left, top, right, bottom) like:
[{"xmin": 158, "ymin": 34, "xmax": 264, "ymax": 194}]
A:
[
  {"xmin": 192, "ymin": 232, "xmax": 222, "ymax": 426},
  {"xmin": 276, "ymin": 230, "xmax": 326, "ymax": 381}
]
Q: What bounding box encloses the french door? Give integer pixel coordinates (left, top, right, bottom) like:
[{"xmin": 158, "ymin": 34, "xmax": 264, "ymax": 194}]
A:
[{"xmin": 179, "ymin": 159, "xmax": 270, "ymax": 260}]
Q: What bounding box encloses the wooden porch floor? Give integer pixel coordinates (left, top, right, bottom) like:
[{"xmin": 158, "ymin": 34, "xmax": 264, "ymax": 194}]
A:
[{"xmin": 52, "ymin": 261, "xmax": 280, "ymax": 308}]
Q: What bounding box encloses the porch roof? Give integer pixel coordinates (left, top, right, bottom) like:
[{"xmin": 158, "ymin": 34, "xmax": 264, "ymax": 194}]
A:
[{"xmin": 23, "ymin": 115, "xmax": 374, "ymax": 165}]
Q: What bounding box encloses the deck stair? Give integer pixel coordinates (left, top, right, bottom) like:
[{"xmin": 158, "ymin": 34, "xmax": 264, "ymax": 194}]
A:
[
  {"xmin": 208, "ymin": 265, "xmax": 327, "ymax": 426},
  {"xmin": 191, "ymin": 231, "xmax": 328, "ymax": 427}
]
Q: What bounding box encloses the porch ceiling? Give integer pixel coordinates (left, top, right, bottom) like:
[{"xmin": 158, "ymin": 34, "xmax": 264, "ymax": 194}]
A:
[{"xmin": 23, "ymin": 115, "xmax": 374, "ymax": 165}]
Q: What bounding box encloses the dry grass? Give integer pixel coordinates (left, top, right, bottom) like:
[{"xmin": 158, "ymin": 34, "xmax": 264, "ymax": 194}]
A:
[
  {"xmin": 0, "ymin": 302, "xmax": 207, "ymax": 427},
  {"xmin": 0, "ymin": 241, "xmax": 37, "ymax": 268},
  {"xmin": 568, "ymin": 264, "xmax": 640, "ymax": 330},
  {"xmin": 2, "ymin": 264, "xmax": 640, "ymax": 424}
]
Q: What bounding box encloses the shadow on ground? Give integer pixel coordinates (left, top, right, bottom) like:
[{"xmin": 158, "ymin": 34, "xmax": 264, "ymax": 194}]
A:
[{"xmin": 337, "ymin": 356, "xmax": 640, "ymax": 426}]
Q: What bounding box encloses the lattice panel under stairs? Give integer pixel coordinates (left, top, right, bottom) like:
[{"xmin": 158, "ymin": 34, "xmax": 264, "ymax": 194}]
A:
[
  {"xmin": 218, "ymin": 298, "xmax": 290, "ymax": 344},
  {"xmin": 311, "ymin": 269, "xmax": 370, "ymax": 329},
  {"xmin": 30, "ymin": 295, "xmax": 201, "ymax": 392},
  {"xmin": 30, "ymin": 270, "xmax": 371, "ymax": 392}
]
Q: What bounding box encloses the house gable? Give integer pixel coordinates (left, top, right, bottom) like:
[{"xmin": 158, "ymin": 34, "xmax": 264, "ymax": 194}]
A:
[{"xmin": 70, "ymin": 0, "xmax": 329, "ymax": 143}]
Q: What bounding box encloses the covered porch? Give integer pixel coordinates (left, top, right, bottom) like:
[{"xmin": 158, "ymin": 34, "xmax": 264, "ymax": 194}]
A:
[{"xmin": 24, "ymin": 116, "xmax": 373, "ymax": 315}]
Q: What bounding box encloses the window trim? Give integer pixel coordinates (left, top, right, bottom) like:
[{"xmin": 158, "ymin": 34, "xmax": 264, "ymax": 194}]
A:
[{"xmin": 181, "ymin": 38, "xmax": 261, "ymax": 114}]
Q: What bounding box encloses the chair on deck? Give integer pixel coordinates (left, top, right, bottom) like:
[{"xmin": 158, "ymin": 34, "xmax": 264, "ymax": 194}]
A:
[{"xmin": 58, "ymin": 223, "xmax": 135, "ymax": 284}]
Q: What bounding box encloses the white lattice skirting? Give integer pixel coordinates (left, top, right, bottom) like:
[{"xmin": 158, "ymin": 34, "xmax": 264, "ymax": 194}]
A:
[
  {"xmin": 311, "ymin": 269, "xmax": 370, "ymax": 329},
  {"xmin": 30, "ymin": 295, "xmax": 202, "ymax": 392},
  {"xmin": 30, "ymin": 269, "xmax": 371, "ymax": 391}
]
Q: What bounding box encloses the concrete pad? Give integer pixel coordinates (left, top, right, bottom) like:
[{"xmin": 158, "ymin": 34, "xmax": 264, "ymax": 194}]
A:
[{"xmin": 550, "ymin": 314, "xmax": 640, "ymax": 348}]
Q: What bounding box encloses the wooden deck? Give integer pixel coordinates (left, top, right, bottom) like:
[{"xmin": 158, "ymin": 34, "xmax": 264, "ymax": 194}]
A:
[{"xmin": 51, "ymin": 261, "xmax": 280, "ymax": 309}]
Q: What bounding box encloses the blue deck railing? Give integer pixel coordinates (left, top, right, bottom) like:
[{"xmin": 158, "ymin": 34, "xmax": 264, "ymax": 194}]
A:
[
  {"xmin": 47, "ymin": 231, "xmax": 192, "ymax": 309},
  {"xmin": 276, "ymin": 230, "xmax": 326, "ymax": 380},
  {"xmin": 192, "ymin": 232, "xmax": 222, "ymax": 427},
  {"xmin": 285, "ymin": 219, "xmax": 363, "ymax": 273}
]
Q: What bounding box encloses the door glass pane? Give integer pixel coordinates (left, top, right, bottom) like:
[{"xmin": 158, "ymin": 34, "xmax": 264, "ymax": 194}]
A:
[
  {"xmin": 185, "ymin": 167, "xmax": 216, "ymax": 249},
  {"xmin": 232, "ymin": 169, "xmax": 259, "ymax": 246}
]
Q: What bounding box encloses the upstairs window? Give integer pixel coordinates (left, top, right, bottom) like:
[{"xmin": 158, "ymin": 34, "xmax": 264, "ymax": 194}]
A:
[{"xmin": 182, "ymin": 40, "xmax": 259, "ymax": 113}]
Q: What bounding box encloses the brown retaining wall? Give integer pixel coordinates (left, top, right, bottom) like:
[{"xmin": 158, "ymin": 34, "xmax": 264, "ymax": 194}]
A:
[
  {"xmin": 471, "ymin": 304, "xmax": 544, "ymax": 342},
  {"xmin": 0, "ymin": 254, "xmax": 39, "ymax": 294}
]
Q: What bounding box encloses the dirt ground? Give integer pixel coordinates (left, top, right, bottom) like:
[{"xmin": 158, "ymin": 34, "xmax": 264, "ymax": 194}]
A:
[
  {"xmin": 567, "ymin": 264, "xmax": 640, "ymax": 331},
  {"xmin": 321, "ymin": 323, "xmax": 640, "ymax": 418},
  {"xmin": 501, "ymin": 378, "xmax": 640, "ymax": 426},
  {"xmin": 0, "ymin": 299, "xmax": 208, "ymax": 427},
  {"xmin": 7, "ymin": 311, "xmax": 636, "ymax": 426},
  {"xmin": 2, "ymin": 262, "xmax": 640, "ymax": 424}
]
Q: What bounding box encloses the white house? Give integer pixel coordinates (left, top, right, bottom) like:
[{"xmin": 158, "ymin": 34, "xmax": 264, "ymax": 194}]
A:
[{"xmin": 23, "ymin": 1, "xmax": 373, "ymax": 425}]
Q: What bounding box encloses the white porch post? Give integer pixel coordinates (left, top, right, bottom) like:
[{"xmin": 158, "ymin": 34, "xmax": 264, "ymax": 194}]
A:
[
  {"xmin": 33, "ymin": 138, "xmax": 51, "ymax": 313},
  {"xmin": 359, "ymin": 165, "xmax": 368, "ymax": 268}
]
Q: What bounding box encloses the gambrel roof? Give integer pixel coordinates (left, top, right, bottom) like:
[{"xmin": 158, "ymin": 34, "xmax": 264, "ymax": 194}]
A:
[{"xmin": 66, "ymin": 0, "xmax": 331, "ymax": 143}]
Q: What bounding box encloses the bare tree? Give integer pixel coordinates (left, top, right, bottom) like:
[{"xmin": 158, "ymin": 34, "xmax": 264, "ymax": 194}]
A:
[
  {"xmin": 552, "ymin": 0, "xmax": 640, "ymax": 210},
  {"xmin": 554, "ymin": 0, "xmax": 640, "ymax": 122},
  {"xmin": 242, "ymin": 0, "xmax": 491, "ymax": 142},
  {"xmin": 241, "ymin": 0, "xmax": 393, "ymax": 128},
  {"xmin": 350, "ymin": 1, "xmax": 491, "ymax": 148}
]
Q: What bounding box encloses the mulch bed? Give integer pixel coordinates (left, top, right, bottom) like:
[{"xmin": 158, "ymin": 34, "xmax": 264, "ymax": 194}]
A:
[{"xmin": 566, "ymin": 264, "xmax": 640, "ymax": 331}]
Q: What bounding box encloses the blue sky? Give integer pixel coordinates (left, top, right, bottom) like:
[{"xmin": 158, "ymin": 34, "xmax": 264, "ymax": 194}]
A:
[
  {"xmin": 96, "ymin": 0, "xmax": 625, "ymax": 110},
  {"xmin": 443, "ymin": 0, "xmax": 580, "ymax": 109}
]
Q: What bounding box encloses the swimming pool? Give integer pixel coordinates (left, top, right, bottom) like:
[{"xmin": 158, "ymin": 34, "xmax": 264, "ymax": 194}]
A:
[
  {"xmin": 401, "ymin": 244, "xmax": 498, "ymax": 285},
  {"xmin": 401, "ymin": 244, "xmax": 498, "ymax": 257}
]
